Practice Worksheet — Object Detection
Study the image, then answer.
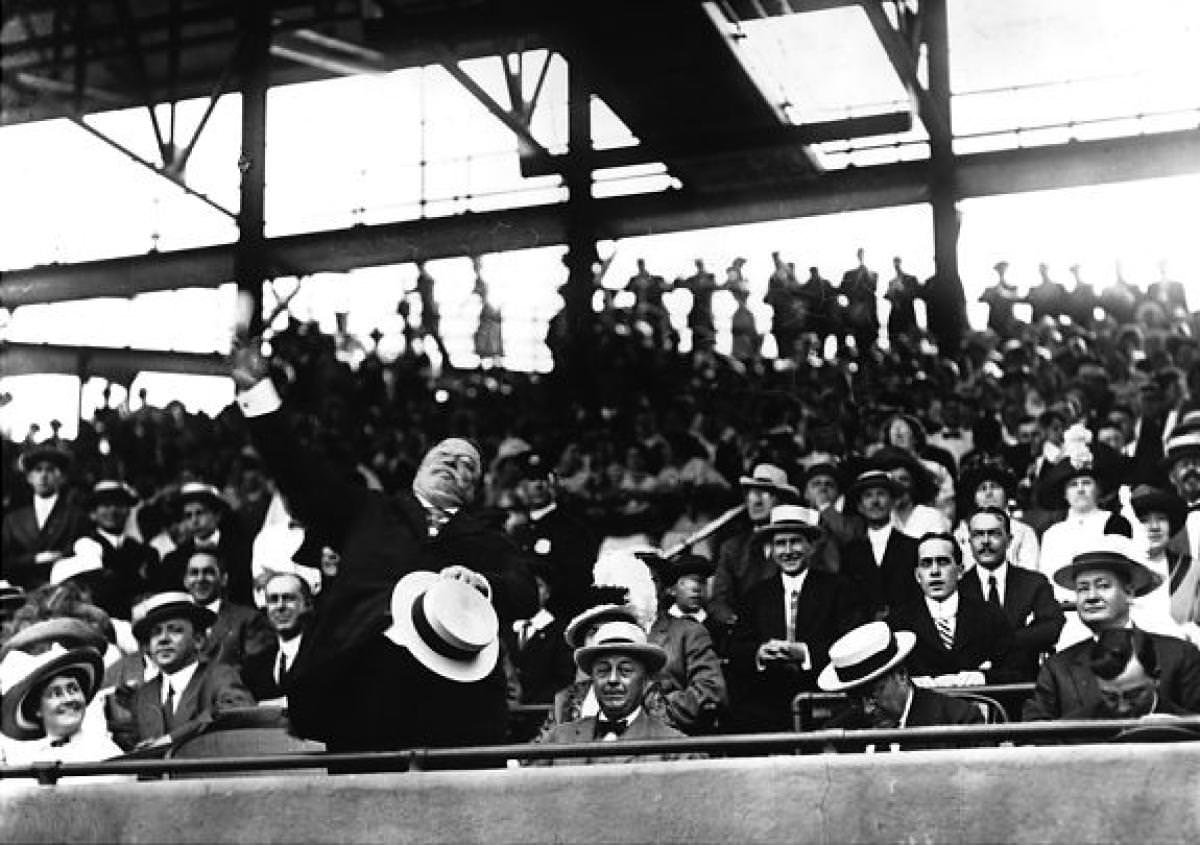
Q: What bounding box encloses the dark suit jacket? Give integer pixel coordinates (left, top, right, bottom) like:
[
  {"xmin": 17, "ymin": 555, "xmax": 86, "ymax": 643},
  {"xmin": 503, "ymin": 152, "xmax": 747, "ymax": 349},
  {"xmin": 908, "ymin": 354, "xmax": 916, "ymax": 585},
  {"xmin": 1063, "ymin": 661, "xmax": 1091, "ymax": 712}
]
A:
[
  {"xmin": 202, "ymin": 600, "xmax": 274, "ymax": 667},
  {"xmin": 130, "ymin": 660, "xmax": 255, "ymax": 744},
  {"xmin": 1024, "ymin": 630, "xmax": 1200, "ymax": 720},
  {"xmin": 511, "ymin": 616, "xmax": 576, "ymax": 706},
  {"xmin": 240, "ymin": 636, "xmax": 295, "ymax": 702},
  {"xmin": 1, "ymin": 496, "xmax": 91, "ymax": 588},
  {"xmin": 244, "ymin": 404, "xmax": 537, "ymax": 747},
  {"xmin": 537, "ymin": 711, "xmax": 700, "ymax": 765},
  {"xmin": 827, "ymin": 685, "xmax": 986, "ymax": 729},
  {"xmin": 960, "ymin": 565, "xmax": 1065, "ymax": 681},
  {"xmin": 888, "ymin": 594, "xmax": 1015, "ymax": 682},
  {"xmin": 88, "ymin": 530, "xmax": 157, "ymax": 619},
  {"xmin": 155, "ymin": 525, "xmax": 255, "ymax": 605},
  {"xmin": 728, "ymin": 569, "xmax": 866, "ymax": 731},
  {"xmin": 508, "ymin": 504, "xmax": 599, "ymax": 620},
  {"xmin": 839, "ymin": 529, "xmax": 921, "ymax": 618},
  {"xmin": 709, "ymin": 524, "xmax": 772, "ymax": 625}
]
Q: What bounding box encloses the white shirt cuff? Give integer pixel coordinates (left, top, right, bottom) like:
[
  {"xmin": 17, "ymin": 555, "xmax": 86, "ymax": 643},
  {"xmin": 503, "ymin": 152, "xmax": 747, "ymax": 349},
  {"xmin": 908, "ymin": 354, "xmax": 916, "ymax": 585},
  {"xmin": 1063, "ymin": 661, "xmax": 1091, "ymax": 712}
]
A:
[{"xmin": 237, "ymin": 379, "xmax": 282, "ymax": 417}]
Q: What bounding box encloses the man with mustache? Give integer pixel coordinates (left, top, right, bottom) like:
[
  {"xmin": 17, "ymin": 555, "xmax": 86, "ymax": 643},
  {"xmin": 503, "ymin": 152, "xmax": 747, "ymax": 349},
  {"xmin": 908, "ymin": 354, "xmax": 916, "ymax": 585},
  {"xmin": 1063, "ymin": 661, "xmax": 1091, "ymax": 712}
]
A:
[{"xmin": 230, "ymin": 338, "xmax": 537, "ymax": 752}]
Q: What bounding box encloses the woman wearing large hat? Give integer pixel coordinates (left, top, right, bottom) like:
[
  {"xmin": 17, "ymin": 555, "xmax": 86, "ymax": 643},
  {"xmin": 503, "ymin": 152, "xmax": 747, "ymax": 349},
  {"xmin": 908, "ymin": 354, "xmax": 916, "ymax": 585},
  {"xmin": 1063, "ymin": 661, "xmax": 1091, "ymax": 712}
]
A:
[
  {"xmin": 1037, "ymin": 427, "xmax": 1132, "ymax": 604},
  {"xmin": 1127, "ymin": 485, "xmax": 1198, "ymax": 641},
  {"xmin": 870, "ymin": 447, "xmax": 950, "ymax": 540},
  {"xmin": 952, "ymin": 459, "xmax": 1039, "ymax": 571},
  {"xmin": 0, "ymin": 642, "xmax": 123, "ymax": 766}
]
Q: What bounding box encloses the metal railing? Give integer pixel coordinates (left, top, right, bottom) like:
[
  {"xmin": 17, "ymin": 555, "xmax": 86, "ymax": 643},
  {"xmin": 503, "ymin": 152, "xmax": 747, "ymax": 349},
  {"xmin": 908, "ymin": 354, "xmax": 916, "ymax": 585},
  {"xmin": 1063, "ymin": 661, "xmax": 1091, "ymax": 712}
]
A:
[{"xmin": 3, "ymin": 717, "xmax": 1198, "ymax": 786}]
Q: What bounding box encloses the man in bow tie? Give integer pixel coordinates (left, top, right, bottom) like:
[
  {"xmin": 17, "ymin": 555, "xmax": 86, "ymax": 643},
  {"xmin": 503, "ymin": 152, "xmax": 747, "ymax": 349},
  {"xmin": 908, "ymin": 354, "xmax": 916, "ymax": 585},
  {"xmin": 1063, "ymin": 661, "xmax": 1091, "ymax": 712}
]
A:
[{"xmin": 535, "ymin": 619, "xmax": 700, "ymax": 764}]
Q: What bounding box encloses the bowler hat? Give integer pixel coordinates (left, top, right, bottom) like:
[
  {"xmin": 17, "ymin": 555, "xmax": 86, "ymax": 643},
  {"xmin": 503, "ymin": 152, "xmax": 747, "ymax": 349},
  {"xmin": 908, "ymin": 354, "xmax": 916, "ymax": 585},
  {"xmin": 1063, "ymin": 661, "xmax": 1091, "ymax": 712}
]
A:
[
  {"xmin": 574, "ymin": 619, "xmax": 667, "ymax": 675},
  {"xmin": 669, "ymin": 553, "xmax": 714, "ymax": 582},
  {"xmin": 0, "ymin": 643, "xmax": 105, "ymax": 740},
  {"xmin": 818, "ymin": 621, "xmax": 916, "ymax": 692},
  {"xmin": 737, "ymin": 463, "xmax": 799, "ymax": 499},
  {"xmin": 1052, "ymin": 545, "xmax": 1163, "ymax": 598},
  {"xmin": 131, "ymin": 591, "xmax": 216, "ymax": 642},
  {"xmin": 18, "ymin": 444, "xmax": 71, "ymax": 474},
  {"xmin": 754, "ymin": 504, "xmax": 823, "ymax": 541},
  {"xmin": 383, "ymin": 571, "xmax": 499, "ymax": 683}
]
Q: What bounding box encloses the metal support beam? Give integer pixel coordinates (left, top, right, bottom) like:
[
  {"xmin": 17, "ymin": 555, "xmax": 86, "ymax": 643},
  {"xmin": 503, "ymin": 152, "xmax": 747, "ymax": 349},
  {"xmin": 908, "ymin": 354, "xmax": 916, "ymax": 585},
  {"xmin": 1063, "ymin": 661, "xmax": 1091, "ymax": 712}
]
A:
[
  {"xmin": 0, "ymin": 342, "xmax": 228, "ymax": 383},
  {"xmin": 4, "ymin": 130, "xmax": 1199, "ymax": 308},
  {"xmin": 438, "ymin": 53, "xmax": 555, "ymax": 166},
  {"xmin": 236, "ymin": 1, "xmax": 272, "ymax": 337}
]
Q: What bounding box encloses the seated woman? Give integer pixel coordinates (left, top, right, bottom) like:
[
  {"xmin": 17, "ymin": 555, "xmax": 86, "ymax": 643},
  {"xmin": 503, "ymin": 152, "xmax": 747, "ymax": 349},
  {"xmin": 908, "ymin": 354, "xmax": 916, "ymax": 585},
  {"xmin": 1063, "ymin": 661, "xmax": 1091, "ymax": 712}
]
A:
[{"xmin": 0, "ymin": 642, "xmax": 123, "ymax": 767}]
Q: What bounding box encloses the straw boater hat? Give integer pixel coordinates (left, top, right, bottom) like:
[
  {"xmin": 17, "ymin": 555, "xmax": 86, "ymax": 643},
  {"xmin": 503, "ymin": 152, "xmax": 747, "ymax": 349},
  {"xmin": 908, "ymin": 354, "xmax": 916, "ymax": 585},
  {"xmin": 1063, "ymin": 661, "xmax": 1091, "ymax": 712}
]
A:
[
  {"xmin": 817, "ymin": 621, "xmax": 917, "ymax": 693},
  {"xmin": 847, "ymin": 469, "xmax": 903, "ymax": 503},
  {"xmin": 177, "ymin": 482, "xmax": 230, "ymax": 513},
  {"xmin": 18, "ymin": 444, "xmax": 72, "ymax": 474},
  {"xmin": 131, "ymin": 591, "xmax": 217, "ymax": 642},
  {"xmin": 1052, "ymin": 541, "xmax": 1163, "ymax": 598},
  {"xmin": 0, "ymin": 643, "xmax": 105, "ymax": 740},
  {"xmin": 1129, "ymin": 485, "xmax": 1187, "ymax": 537},
  {"xmin": 564, "ymin": 603, "xmax": 640, "ymax": 650},
  {"xmin": 1162, "ymin": 430, "xmax": 1200, "ymax": 473},
  {"xmin": 384, "ymin": 571, "xmax": 500, "ymax": 683},
  {"xmin": 574, "ymin": 618, "xmax": 667, "ymax": 675},
  {"xmin": 89, "ymin": 479, "xmax": 140, "ymax": 508},
  {"xmin": 753, "ymin": 504, "xmax": 823, "ymax": 540},
  {"xmin": 737, "ymin": 463, "xmax": 799, "ymax": 499},
  {"xmin": 49, "ymin": 538, "xmax": 106, "ymax": 587}
]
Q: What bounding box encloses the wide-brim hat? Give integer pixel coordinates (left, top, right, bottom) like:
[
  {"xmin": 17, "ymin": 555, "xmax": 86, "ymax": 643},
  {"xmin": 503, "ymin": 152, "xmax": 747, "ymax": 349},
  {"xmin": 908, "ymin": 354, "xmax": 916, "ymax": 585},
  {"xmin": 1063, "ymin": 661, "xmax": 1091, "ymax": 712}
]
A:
[
  {"xmin": 738, "ymin": 463, "xmax": 799, "ymax": 499},
  {"xmin": 18, "ymin": 444, "xmax": 72, "ymax": 474},
  {"xmin": 754, "ymin": 504, "xmax": 823, "ymax": 541},
  {"xmin": 383, "ymin": 571, "xmax": 499, "ymax": 683},
  {"xmin": 574, "ymin": 619, "xmax": 667, "ymax": 675},
  {"xmin": 0, "ymin": 643, "xmax": 105, "ymax": 740},
  {"xmin": 176, "ymin": 482, "xmax": 230, "ymax": 513},
  {"xmin": 1129, "ymin": 485, "xmax": 1187, "ymax": 536},
  {"xmin": 0, "ymin": 617, "xmax": 108, "ymax": 663},
  {"xmin": 0, "ymin": 580, "xmax": 25, "ymax": 611},
  {"xmin": 563, "ymin": 603, "xmax": 640, "ymax": 649},
  {"xmin": 818, "ymin": 622, "xmax": 917, "ymax": 692},
  {"xmin": 131, "ymin": 591, "xmax": 217, "ymax": 641},
  {"xmin": 1052, "ymin": 548, "xmax": 1163, "ymax": 598},
  {"xmin": 870, "ymin": 447, "xmax": 938, "ymax": 505},
  {"xmin": 848, "ymin": 469, "xmax": 904, "ymax": 502},
  {"xmin": 669, "ymin": 553, "xmax": 715, "ymax": 582},
  {"xmin": 89, "ymin": 480, "xmax": 140, "ymax": 508},
  {"xmin": 1037, "ymin": 443, "xmax": 1122, "ymax": 510},
  {"xmin": 959, "ymin": 460, "xmax": 1015, "ymax": 499}
]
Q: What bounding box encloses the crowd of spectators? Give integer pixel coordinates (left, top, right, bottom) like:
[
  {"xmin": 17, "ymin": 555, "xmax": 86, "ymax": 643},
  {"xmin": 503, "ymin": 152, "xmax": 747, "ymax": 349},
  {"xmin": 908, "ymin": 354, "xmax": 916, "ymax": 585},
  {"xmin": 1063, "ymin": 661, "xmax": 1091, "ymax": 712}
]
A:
[{"xmin": 2, "ymin": 249, "xmax": 1199, "ymax": 769}]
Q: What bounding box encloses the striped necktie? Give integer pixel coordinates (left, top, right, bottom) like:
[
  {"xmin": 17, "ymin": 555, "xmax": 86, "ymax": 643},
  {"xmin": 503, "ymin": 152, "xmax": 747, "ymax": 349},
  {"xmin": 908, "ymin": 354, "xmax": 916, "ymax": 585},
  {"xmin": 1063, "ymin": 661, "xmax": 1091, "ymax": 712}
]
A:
[
  {"xmin": 935, "ymin": 616, "xmax": 955, "ymax": 650},
  {"xmin": 786, "ymin": 589, "xmax": 799, "ymax": 642}
]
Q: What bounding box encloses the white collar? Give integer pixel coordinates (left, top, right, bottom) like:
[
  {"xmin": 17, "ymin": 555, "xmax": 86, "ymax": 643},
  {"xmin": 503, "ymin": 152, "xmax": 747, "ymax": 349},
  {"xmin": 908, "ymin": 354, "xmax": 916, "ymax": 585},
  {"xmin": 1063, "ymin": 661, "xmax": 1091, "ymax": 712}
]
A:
[
  {"xmin": 162, "ymin": 660, "xmax": 200, "ymax": 702},
  {"xmin": 924, "ymin": 590, "xmax": 960, "ymax": 619},
  {"xmin": 529, "ymin": 503, "xmax": 557, "ymax": 521},
  {"xmin": 278, "ymin": 634, "xmax": 303, "ymax": 661},
  {"xmin": 33, "ymin": 494, "xmax": 57, "ymax": 521},
  {"xmin": 415, "ymin": 492, "xmax": 458, "ymax": 516},
  {"xmin": 897, "ymin": 685, "xmax": 916, "ymax": 728},
  {"xmin": 97, "ymin": 528, "xmax": 125, "ymax": 548},
  {"xmin": 200, "ymin": 598, "xmax": 222, "ymax": 616},
  {"xmin": 867, "ymin": 523, "xmax": 892, "ymax": 538},
  {"xmin": 976, "ymin": 561, "xmax": 1008, "ymax": 588},
  {"xmin": 781, "ymin": 569, "xmax": 809, "ymax": 592},
  {"xmin": 668, "ymin": 604, "xmax": 707, "ymax": 623}
]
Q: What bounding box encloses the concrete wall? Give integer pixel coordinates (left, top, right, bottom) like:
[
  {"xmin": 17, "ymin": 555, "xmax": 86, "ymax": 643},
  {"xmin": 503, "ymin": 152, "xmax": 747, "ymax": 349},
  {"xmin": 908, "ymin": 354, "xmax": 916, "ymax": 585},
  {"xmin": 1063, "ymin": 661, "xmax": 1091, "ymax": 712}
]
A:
[{"xmin": 3, "ymin": 743, "xmax": 1198, "ymax": 843}]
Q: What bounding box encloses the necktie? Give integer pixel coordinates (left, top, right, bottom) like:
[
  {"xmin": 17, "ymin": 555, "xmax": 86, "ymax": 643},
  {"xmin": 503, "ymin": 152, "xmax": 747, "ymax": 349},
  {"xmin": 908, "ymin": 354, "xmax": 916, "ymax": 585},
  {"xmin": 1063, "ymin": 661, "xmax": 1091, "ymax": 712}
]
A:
[
  {"xmin": 935, "ymin": 616, "xmax": 954, "ymax": 650},
  {"xmin": 786, "ymin": 588, "xmax": 799, "ymax": 642},
  {"xmin": 162, "ymin": 682, "xmax": 175, "ymax": 729},
  {"xmin": 277, "ymin": 650, "xmax": 289, "ymax": 683},
  {"xmin": 594, "ymin": 718, "xmax": 628, "ymax": 740},
  {"xmin": 49, "ymin": 736, "xmax": 70, "ymax": 748},
  {"xmin": 987, "ymin": 575, "xmax": 1002, "ymax": 609},
  {"xmin": 518, "ymin": 620, "xmax": 534, "ymax": 650}
]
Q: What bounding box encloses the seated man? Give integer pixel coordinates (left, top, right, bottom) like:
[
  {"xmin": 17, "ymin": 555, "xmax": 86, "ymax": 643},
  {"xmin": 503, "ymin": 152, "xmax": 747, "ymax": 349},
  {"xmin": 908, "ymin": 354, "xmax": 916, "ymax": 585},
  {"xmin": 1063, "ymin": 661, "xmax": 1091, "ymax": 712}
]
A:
[
  {"xmin": 818, "ymin": 621, "xmax": 984, "ymax": 729},
  {"xmin": 536, "ymin": 617, "xmax": 698, "ymax": 764},
  {"xmin": 1025, "ymin": 539, "xmax": 1200, "ymax": 720},
  {"xmin": 1063, "ymin": 628, "xmax": 1196, "ymax": 719},
  {"xmin": 888, "ymin": 532, "xmax": 1015, "ymax": 685},
  {"xmin": 183, "ymin": 550, "xmax": 273, "ymax": 668},
  {"xmin": 126, "ymin": 591, "xmax": 255, "ymax": 747},
  {"xmin": 240, "ymin": 571, "xmax": 314, "ymax": 704}
]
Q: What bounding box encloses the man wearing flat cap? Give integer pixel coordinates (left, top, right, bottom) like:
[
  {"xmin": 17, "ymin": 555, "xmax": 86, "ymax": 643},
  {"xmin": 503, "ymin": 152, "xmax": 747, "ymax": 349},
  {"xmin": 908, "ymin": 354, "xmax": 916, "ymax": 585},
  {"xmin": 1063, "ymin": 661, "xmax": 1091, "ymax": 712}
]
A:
[
  {"xmin": 125, "ymin": 591, "xmax": 255, "ymax": 748},
  {"xmin": 1024, "ymin": 538, "xmax": 1200, "ymax": 720},
  {"xmin": 710, "ymin": 463, "xmax": 799, "ymax": 628},
  {"xmin": 819, "ymin": 621, "xmax": 984, "ymax": 730},
  {"xmin": 727, "ymin": 505, "xmax": 865, "ymax": 732},
  {"xmin": 537, "ymin": 617, "xmax": 695, "ymax": 763},
  {"xmin": 2, "ymin": 445, "xmax": 89, "ymax": 590}
]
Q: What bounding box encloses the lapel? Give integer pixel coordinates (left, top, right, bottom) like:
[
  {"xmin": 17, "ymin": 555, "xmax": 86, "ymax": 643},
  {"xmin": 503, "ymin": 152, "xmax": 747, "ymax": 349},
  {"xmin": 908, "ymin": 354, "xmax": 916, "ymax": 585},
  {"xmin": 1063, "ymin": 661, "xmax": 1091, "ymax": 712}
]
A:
[
  {"xmin": 621, "ymin": 710, "xmax": 659, "ymax": 741},
  {"xmin": 175, "ymin": 662, "xmax": 208, "ymax": 723},
  {"xmin": 913, "ymin": 600, "xmax": 948, "ymax": 651},
  {"xmin": 10, "ymin": 506, "xmax": 40, "ymax": 549},
  {"xmin": 794, "ymin": 572, "xmax": 829, "ymax": 638},
  {"xmin": 139, "ymin": 675, "xmax": 167, "ymax": 738},
  {"xmin": 758, "ymin": 576, "xmax": 786, "ymax": 640}
]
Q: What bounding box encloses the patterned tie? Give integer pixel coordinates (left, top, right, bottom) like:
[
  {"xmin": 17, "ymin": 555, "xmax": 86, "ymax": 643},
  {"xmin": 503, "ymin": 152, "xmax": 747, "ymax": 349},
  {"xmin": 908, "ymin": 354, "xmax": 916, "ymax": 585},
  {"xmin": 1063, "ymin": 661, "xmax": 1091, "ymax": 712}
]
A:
[
  {"xmin": 987, "ymin": 575, "xmax": 1002, "ymax": 609},
  {"xmin": 935, "ymin": 616, "xmax": 955, "ymax": 650},
  {"xmin": 786, "ymin": 588, "xmax": 799, "ymax": 642}
]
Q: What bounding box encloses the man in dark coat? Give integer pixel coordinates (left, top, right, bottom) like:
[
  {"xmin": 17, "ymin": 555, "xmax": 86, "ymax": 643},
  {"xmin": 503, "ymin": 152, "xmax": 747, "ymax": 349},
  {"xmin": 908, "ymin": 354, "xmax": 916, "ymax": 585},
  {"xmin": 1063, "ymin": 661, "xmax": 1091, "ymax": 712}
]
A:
[
  {"xmin": 181, "ymin": 550, "xmax": 273, "ymax": 669},
  {"xmin": 85, "ymin": 480, "xmax": 156, "ymax": 620},
  {"xmin": 728, "ymin": 505, "xmax": 865, "ymax": 732},
  {"xmin": 960, "ymin": 507, "xmax": 1064, "ymax": 681},
  {"xmin": 1061, "ymin": 628, "xmax": 1196, "ymax": 720},
  {"xmin": 507, "ymin": 452, "xmax": 598, "ymax": 621},
  {"xmin": 888, "ymin": 532, "xmax": 1015, "ymax": 683},
  {"xmin": 838, "ymin": 470, "xmax": 921, "ymax": 618},
  {"xmin": 155, "ymin": 483, "xmax": 254, "ymax": 605},
  {"xmin": 2, "ymin": 445, "xmax": 90, "ymax": 590},
  {"xmin": 1025, "ymin": 543, "xmax": 1200, "ymax": 720},
  {"xmin": 240, "ymin": 572, "xmax": 315, "ymax": 703},
  {"xmin": 819, "ymin": 621, "xmax": 985, "ymax": 731},
  {"xmin": 230, "ymin": 340, "xmax": 537, "ymax": 752}
]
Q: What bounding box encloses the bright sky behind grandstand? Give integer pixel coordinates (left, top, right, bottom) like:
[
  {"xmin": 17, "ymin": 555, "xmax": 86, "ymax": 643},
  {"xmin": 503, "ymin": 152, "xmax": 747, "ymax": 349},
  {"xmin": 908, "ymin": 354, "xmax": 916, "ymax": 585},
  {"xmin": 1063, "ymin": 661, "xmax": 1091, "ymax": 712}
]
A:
[{"xmin": 1, "ymin": 0, "xmax": 1199, "ymax": 440}]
